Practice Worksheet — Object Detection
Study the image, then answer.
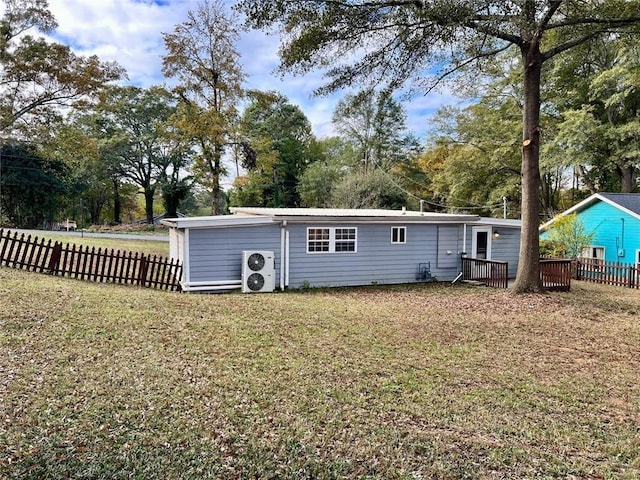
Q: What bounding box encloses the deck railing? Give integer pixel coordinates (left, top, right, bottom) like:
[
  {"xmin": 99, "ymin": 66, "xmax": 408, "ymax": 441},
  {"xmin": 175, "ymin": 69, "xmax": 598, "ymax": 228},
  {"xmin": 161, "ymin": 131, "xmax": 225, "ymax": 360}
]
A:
[
  {"xmin": 461, "ymin": 257, "xmax": 509, "ymax": 288},
  {"xmin": 0, "ymin": 229, "xmax": 182, "ymax": 291},
  {"xmin": 539, "ymin": 258, "xmax": 572, "ymax": 292}
]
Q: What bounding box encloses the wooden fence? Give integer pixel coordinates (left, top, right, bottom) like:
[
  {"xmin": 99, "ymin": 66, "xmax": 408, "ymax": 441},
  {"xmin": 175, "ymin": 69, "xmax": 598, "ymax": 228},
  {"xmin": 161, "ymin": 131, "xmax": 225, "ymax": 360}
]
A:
[
  {"xmin": 0, "ymin": 229, "xmax": 182, "ymax": 291},
  {"xmin": 461, "ymin": 257, "xmax": 509, "ymax": 288},
  {"xmin": 576, "ymin": 257, "xmax": 639, "ymax": 289}
]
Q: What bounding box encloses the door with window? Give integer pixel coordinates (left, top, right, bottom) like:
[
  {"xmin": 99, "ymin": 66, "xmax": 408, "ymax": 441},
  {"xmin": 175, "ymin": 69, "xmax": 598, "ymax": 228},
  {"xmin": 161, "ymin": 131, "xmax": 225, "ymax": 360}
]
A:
[
  {"xmin": 471, "ymin": 227, "xmax": 492, "ymax": 278},
  {"xmin": 471, "ymin": 227, "xmax": 492, "ymax": 260}
]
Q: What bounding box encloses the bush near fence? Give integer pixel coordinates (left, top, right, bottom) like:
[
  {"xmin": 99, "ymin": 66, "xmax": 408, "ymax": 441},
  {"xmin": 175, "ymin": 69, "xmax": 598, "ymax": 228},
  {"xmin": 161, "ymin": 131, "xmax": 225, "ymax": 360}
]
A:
[{"xmin": 0, "ymin": 229, "xmax": 182, "ymax": 291}]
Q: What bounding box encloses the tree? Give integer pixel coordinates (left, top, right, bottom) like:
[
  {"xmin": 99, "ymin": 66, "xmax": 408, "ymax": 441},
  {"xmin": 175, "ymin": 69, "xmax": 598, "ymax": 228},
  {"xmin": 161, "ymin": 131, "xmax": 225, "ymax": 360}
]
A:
[
  {"xmin": 541, "ymin": 213, "xmax": 594, "ymax": 259},
  {"xmin": 298, "ymin": 137, "xmax": 357, "ymax": 207},
  {"xmin": 42, "ymin": 121, "xmax": 110, "ymax": 226},
  {"xmin": 332, "ymin": 89, "xmax": 411, "ymax": 171},
  {"xmin": 96, "ymin": 86, "xmax": 179, "ymax": 224},
  {"xmin": 232, "ymin": 91, "xmax": 317, "ymax": 207},
  {"xmin": 238, "ymin": 0, "xmax": 640, "ymax": 293},
  {"xmin": 549, "ymin": 37, "xmax": 640, "ymax": 194},
  {"xmin": 0, "ymin": 142, "xmax": 67, "ymax": 227},
  {"xmin": 329, "ymin": 169, "xmax": 408, "ymax": 210},
  {"xmin": 162, "ymin": 0, "xmax": 245, "ymax": 215},
  {"xmin": 0, "ymin": 0, "xmax": 124, "ymax": 137}
]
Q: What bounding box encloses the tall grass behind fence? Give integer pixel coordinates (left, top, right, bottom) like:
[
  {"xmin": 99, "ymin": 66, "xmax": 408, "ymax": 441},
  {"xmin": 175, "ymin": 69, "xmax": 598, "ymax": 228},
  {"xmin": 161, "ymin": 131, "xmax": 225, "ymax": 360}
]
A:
[
  {"xmin": 577, "ymin": 257, "xmax": 639, "ymax": 289},
  {"xmin": 0, "ymin": 229, "xmax": 182, "ymax": 291}
]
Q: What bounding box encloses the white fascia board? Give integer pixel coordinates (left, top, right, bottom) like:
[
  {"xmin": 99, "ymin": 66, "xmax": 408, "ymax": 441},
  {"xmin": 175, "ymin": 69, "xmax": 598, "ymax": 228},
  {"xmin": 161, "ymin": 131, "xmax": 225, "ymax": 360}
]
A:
[
  {"xmin": 231, "ymin": 207, "xmax": 480, "ymax": 223},
  {"xmin": 537, "ymin": 193, "xmax": 640, "ymax": 232},
  {"xmin": 160, "ymin": 216, "xmax": 274, "ymax": 229},
  {"xmin": 538, "ymin": 194, "xmax": 599, "ymax": 232},
  {"xmin": 475, "ymin": 218, "xmax": 522, "ymax": 228},
  {"xmin": 268, "ymin": 215, "xmax": 479, "ymax": 224}
]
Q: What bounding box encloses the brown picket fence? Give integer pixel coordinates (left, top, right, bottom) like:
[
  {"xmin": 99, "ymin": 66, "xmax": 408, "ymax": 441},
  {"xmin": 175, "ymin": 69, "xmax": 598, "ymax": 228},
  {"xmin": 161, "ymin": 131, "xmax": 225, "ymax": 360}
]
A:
[
  {"xmin": 0, "ymin": 229, "xmax": 182, "ymax": 291},
  {"xmin": 576, "ymin": 257, "xmax": 639, "ymax": 289}
]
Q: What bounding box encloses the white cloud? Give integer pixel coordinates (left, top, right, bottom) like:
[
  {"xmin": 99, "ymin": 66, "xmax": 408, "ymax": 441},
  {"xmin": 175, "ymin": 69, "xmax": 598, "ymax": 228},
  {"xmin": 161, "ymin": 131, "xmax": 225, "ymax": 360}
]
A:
[{"xmin": 43, "ymin": 0, "xmax": 454, "ymax": 138}]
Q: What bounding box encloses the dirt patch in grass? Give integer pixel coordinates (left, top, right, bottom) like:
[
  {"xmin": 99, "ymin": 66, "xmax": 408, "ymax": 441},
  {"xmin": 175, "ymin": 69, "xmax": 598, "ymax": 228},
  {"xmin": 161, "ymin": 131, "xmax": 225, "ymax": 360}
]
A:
[{"xmin": 1, "ymin": 271, "xmax": 639, "ymax": 478}]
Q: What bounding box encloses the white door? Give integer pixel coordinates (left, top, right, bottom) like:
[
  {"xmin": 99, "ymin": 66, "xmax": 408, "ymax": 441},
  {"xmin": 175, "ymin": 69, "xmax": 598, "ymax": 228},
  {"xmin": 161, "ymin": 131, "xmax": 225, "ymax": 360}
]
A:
[
  {"xmin": 472, "ymin": 227, "xmax": 492, "ymax": 260},
  {"xmin": 471, "ymin": 227, "xmax": 492, "ymax": 279}
]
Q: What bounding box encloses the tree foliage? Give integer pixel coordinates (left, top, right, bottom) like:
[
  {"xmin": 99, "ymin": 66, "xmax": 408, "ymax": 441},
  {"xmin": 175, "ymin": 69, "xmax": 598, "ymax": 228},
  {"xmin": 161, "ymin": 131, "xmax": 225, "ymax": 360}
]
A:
[
  {"xmin": 95, "ymin": 86, "xmax": 180, "ymax": 224},
  {"xmin": 0, "ymin": 142, "xmax": 67, "ymax": 227},
  {"xmin": 332, "ymin": 89, "xmax": 412, "ymax": 171},
  {"xmin": 162, "ymin": 0, "xmax": 245, "ymax": 215},
  {"xmin": 541, "ymin": 213, "xmax": 594, "ymax": 259},
  {"xmin": 0, "ymin": 0, "xmax": 124, "ymax": 137},
  {"xmin": 231, "ymin": 91, "xmax": 317, "ymax": 207},
  {"xmin": 549, "ymin": 37, "xmax": 640, "ymax": 194}
]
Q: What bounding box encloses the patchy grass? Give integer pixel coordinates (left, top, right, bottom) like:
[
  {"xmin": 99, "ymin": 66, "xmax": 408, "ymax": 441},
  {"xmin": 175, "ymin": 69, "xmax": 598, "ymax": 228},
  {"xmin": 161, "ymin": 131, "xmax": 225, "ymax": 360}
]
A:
[{"xmin": 1, "ymin": 270, "xmax": 639, "ymax": 479}]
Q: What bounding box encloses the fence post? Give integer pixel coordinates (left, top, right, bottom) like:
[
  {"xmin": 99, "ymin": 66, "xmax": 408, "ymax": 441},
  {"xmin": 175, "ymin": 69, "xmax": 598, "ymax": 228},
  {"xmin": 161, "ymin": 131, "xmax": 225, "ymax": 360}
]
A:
[
  {"xmin": 48, "ymin": 242, "xmax": 62, "ymax": 274},
  {"xmin": 138, "ymin": 254, "xmax": 148, "ymax": 287}
]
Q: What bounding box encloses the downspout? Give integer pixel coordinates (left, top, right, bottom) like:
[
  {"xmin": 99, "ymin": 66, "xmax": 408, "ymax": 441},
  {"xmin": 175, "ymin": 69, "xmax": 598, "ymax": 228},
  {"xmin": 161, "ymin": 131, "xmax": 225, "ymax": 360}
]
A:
[
  {"xmin": 285, "ymin": 230, "xmax": 290, "ymax": 288},
  {"xmin": 453, "ymin": 223, "xmax": 468, "ymax": 284},
  {"xmin": 462, "ymin": 223, "xmax": 467, "ymax": 257},
  {"xmin": 280, "ymin": 220, "xmax": 286, "ymax": 291},
  {"xmin": 183, "ymin": 228, "xmax": 190, "ymax": 288}
]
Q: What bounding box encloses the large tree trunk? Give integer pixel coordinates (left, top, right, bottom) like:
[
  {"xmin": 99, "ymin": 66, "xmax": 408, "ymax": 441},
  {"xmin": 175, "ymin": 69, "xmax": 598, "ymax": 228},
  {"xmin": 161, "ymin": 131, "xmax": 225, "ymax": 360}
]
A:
[
  {"xmin": 144, "ymin": 187, "xmax": 155, "ymax": 224},
  {"xmin": 621, "ymin": 164, "xmax": 636, "ymax": 193},
  {"xmin": 112, "ymin": 178, "xmax": 121, "ymax": 224},
  {"xmin": 210, "ymin": 147, "xmax": 224, "ymax": 215},
  {"xmin": 512, "ymin": 43, "xmax": 543, "ymax": 293}
]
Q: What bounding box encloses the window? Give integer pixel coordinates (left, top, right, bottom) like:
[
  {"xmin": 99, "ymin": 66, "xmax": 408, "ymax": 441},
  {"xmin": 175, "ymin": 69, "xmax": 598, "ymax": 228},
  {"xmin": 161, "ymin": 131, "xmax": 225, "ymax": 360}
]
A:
[
  {"xmin": 308, "ymin": 228, "xmax": 330, "ymax": 252},
  {"xmin": 391, "ymin": 226, "xmax": 406, "ymax": 244},
  {"xmin": 582, "ymin": 246, "xmax": 605, "ymax": 260},
  {"xmin": 307, "ymin": 227, "xmax": 357, "ymax": 253}
]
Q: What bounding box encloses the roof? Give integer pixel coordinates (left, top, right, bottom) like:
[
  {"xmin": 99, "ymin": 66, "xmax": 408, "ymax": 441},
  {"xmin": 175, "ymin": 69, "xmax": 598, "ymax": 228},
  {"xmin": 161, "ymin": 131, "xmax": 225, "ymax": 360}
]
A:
[
  {"xmin": 230, "ymin": 207, "xmax": 480, "ymax": 223},
  {"xmin": 540, "ymin": 193, "xmax": 640, "ymax": 231},
  {"xmin": 598, "ymin": 193, "xmax": 640, "ymax": 215},
  {"xmin": 162, "ymin": 207, "xmax": 522, "ymax": 229}
]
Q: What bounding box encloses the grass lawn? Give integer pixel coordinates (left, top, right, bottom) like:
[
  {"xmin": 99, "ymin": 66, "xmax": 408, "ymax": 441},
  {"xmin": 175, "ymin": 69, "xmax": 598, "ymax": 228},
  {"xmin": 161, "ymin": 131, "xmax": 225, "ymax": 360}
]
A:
[{"xmin": 1, "ymin": 269, "xmax": 639, "ymax": 479}]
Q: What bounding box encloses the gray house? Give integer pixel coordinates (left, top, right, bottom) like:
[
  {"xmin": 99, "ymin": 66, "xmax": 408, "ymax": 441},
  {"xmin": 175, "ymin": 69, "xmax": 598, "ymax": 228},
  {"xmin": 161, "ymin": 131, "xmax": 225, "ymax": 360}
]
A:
[{"xmin": 161, "ymin": 207, "xmax": 521, "ymax": 293}]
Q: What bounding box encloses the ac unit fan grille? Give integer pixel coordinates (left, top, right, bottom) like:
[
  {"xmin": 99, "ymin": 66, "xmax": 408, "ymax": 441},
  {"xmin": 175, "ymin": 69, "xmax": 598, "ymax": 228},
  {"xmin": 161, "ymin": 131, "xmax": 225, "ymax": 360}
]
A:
[
  {"xmin": 246, "ymin": 273, "xmax": 265, "ymax": 291},
  {"xmin": 247, "ymin": 253, "xmax": 266, "ymax": 271}
]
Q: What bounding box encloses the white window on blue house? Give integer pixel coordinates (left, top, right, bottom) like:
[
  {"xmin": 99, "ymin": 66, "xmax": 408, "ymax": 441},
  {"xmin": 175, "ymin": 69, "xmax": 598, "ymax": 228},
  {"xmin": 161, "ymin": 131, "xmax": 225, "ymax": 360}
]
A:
[
  {"xmin": 307, "ymin": 227, "xmax": 357, "ymax": 253},
  {"xmin": 636, "ymin": 249, "xmax": 640, "ymax": 265},
  {"xmin": 582, "ymin": 246, "xmax": 605, "ymax": 260},
  {"xmin": 391, "ymin": 226, "xmax": 406, "ymax": 244}
]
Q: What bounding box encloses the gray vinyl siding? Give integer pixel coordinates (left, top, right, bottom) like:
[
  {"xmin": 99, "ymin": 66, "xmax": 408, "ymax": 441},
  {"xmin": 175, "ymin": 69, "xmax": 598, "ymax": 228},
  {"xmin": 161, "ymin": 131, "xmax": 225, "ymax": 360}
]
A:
[
  {"xmin": 436, "ymin": 226, "xmax": 461, "ymax": 269},
  {"xmin": 491, "ymin": 228, "xmax": 520, "ymax": 278},
  {"xmin": 286, "ymin": 223, "xmax": 464, "ymax": 288},
  {"xmin": 188, "ymin": 225, "xmax": 281, "ymax": 283}
]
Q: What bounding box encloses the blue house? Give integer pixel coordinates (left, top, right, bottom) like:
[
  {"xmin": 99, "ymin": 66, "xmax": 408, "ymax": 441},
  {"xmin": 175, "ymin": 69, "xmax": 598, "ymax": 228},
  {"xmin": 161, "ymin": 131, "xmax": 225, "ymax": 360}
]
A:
[
  {"xmin": 161, "ymin": 207, "xmax": 521, "ymax": 293},
  {"xmin": 540, "ymin": 193, "xmax": 640, "ymax": 264}
]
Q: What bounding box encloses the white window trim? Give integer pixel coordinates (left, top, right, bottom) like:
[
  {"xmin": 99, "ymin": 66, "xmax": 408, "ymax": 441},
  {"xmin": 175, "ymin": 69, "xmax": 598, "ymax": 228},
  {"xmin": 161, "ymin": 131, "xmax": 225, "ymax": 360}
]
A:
[
  {"xmin": 306, "ymin": 227, "xmax": 357, "ymax": 254},
  {"xmin": 391, "ymin": 226, "xmax": 406, "ymax": 244},
  {"xmin": 635, "ymin": 249, "xmax": 640, "ymax": 265},
  {"xmin": 582, "ymin": 245, "xmax": 605, "ymax": 260}
]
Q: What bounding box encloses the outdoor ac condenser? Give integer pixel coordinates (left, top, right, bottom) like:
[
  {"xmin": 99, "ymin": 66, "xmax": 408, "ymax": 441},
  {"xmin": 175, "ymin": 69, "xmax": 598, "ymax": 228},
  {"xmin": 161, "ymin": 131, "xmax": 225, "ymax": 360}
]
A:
[{"xmin": 241, "ymin": 250, "xmax": 276, "ymax": 293}]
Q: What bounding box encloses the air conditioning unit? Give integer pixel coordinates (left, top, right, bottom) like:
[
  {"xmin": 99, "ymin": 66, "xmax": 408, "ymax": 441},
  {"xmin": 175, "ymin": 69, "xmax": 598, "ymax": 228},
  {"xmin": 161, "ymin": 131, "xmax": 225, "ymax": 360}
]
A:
[{"xmin": 241, "ymin": 251, "xmax": 275, "ymax": 293}]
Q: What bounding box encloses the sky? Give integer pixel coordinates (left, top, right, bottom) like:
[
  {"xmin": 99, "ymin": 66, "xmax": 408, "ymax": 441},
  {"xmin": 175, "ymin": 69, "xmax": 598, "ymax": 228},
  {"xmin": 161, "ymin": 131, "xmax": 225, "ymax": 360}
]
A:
[{"xmin": 45, "ymin": 0, "xmax": 458, "ymax": 139}]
